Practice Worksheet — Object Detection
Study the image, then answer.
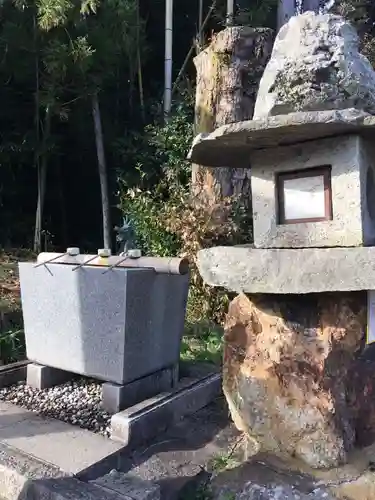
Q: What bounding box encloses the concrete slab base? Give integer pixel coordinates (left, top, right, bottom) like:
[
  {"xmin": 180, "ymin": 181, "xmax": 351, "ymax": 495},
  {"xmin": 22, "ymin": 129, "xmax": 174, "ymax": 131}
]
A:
[
  {"xmin": 0, "ymin": 362, "xmax": 222, "ymax": 499},
  {"xmin": 0, "ymin": 435, "xmax": 161, "ymax": 500},
  {"xmin": 110, "ymin": 373, "xmax": 222, "ymax": 447},
  {"xmin": 0, "ymin": 402, "xmax": 160, "ymax": 499},
  {"xmin": 0, "ymin": 441, "xmax": 66, "ymax": 500},
  {"xmin": 102, "ymin": 365, "xmax": 179, "ymax": 414},
  {"xmin": 0, "ymin": 401, "xmax": 123, "ymax": 478},
  {"xmin": 0, "ymin": 398, "xmax": 239, "ymax": 499},
  {"xmin": 0, "ymin": 361, "xmax": 28, "ymax": 387},
  {"xmin": 0, "ymin": 458, "xmax": 160, "ymax": 500}
]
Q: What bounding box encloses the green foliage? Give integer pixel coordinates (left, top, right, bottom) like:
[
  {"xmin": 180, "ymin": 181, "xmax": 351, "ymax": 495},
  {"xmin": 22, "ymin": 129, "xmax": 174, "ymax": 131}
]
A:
[
  {"xmin": 181, "ymin": 322, "xmax": 223, "ymax": 365},
  {"xmin": 36, "ymin": 0, "xmax": 142, "ymax": 94},
  {"xmin": 0, "ymin": 328, "xmax": 25, "ymax": 364},
  {"xmin": 0, "ymin": 0, "xmax": 267, "ymax": 251},
  {"xmin": 118, "ymin": 88, "xmax": 194, "ymax": 257},
  {"xmin": 0, "ymin": 0, "xmax": 148, "ymax": 248},
  {"xmin": 0, "ymin": 0, "xmax": 264, "ymax": 366},
  {"xmin": 117, "ymin": 88, "xmax": 194, "ymax": 189},
  {"xmin": 37, "ymin": 0, "xmax": 75, "ymax": 31},
  {"xmin": 209, "ymin": 453, "xmax": 238, "ymax": 473},
  {"xmin": 120, "ymin": 188, "xmax": 182, "ymax": 257},
  {"xmin": 118, "ymin": 86, "xmax": 250, "ymax": 335},
  {"xmin": 147, "ymin": 98, "xmax": 194, "ymax": 189}
]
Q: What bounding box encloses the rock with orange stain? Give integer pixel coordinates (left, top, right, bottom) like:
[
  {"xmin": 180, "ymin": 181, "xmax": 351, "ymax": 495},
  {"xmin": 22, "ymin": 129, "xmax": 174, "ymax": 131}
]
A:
[{"xmin": 223, "ymin": 292, "xmax": 367, "ymax": 469}]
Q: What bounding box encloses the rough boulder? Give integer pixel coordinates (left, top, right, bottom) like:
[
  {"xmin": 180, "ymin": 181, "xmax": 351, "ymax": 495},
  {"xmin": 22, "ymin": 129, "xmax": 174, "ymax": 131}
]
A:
[
  {"xmin": 253, "ymin": 11, "xmax": 375, "ymax": 118},
  {"xmin": 223, "ymin": 292, "xmax": 367, "ymax": 469}
]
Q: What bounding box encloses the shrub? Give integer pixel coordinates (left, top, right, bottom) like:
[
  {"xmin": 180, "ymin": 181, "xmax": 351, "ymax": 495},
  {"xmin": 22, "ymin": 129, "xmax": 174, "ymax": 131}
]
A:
[{"xmin": 118, "ymin": 88, "xmax": 251, "ymax": 331}]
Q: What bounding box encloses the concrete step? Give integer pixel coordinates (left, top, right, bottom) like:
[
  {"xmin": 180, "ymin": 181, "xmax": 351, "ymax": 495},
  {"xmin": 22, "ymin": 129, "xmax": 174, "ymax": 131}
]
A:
[
  {"xmin": 110, "ymin": 398, "xmax": 241, "ymax": 500},
  {"xmin": 0, "ymin": 362, "xmax": 223, "ymax": 500}
]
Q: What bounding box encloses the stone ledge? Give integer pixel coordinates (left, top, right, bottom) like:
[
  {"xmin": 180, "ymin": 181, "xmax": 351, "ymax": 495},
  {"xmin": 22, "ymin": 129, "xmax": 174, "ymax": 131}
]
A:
[
  {"xmin": 111, "ymin": 373, "xmax": 222, "ymax": 447},
  {"xmin": 0, "ymin": 401, "xmax": 123, "ymax": 479},
  {"xmin": 26, "ymin": 476, "xmax": 155, "ymax": 500},
  {"xmin": 197, "ymin": 245, "xmax": 375, "ymax": 294},
  {"xmin": 187, "ymin": 108, "xmax": 375, "ymax": 167},
  {"xmin": 0, "ymin": 440, "xmax": 160, "ymax": 500},
  {"xmin": 0, "ymin": 441, "xmax": 67, "ymax": 500},
  {"xmin": 0, "ymin": 361, "xmax": 28, "ymax": 388}
]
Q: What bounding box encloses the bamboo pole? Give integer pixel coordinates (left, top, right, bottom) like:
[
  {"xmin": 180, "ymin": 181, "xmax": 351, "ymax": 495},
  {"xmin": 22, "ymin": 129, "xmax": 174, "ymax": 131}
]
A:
[
  {"xmin": 36, "ymin": 253, "xmax": 190, "ymax": 275},
  {"xmin": 164, "ymin": 0, "xmax": 173, "ymax": 119}
]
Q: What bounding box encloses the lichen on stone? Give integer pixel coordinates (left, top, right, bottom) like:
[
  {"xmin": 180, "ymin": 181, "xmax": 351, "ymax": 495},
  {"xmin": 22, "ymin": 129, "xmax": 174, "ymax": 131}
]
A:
[{"xmin": 254, "ymin": 12, "xmax": 375, "ymax": 118}]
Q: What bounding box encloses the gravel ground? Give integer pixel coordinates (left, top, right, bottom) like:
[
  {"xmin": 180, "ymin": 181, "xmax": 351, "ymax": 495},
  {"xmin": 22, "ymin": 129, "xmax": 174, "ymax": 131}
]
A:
[{"xmin": 0, "ymin": 378, "xmax": 112, "ymax": 437}]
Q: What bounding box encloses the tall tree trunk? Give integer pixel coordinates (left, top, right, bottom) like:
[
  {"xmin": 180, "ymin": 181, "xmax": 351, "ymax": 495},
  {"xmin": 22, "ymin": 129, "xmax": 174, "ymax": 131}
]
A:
[
  {"xmin": 192, "ymin": 27, "xmax": 273, "ymax": 206},
  {"xmin": 33, "ymin": 14, "xmax": 41, "ymax": 254},
  {"xmin": 92, "ymin": 92, "xmax": 111, "ymax": 250},
  {"xmin": 277, "ymin": 0, "xmax": 296, "ymax": 30},
  {"xmin": 136, "ymin": 0, "xmax": 145, "ymax": 122},
  {"xmin": 34, "ymin": 106, "xmax": 51, "ymax": 253},
  {"xmin": 57, "ymin": 159, "xmax": 68, "ymax": 248}
]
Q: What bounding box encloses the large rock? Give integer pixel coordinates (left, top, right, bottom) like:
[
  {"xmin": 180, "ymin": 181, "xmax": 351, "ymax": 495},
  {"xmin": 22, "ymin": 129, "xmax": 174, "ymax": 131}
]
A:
[
  {"xmin": 253, "ymin": 12, "xmax": 375, "ymax": 119},
  {"xmin": 223, "ymin": 293, "xmax": 367, "ymax": 469}
]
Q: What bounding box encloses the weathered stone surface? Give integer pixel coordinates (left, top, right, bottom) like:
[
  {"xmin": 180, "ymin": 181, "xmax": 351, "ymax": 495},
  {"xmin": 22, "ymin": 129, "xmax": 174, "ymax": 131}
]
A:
[
  {"xmin": 197, "ymin": 245, "xmax": 375, "ymax": 294},
  {"xmin": 211, "ymin": 461, "xmax": 336, "ymax": 499},
  {"xmin": 209, "ymin": 449, "xmax": 375, "ymax": 499},
  {"xmin": 235, "ymin": 482, "xmax": 334, "ymax": 499},
  {"xmin": 92, "ymin": 470, "xmax": 160, "ymax": 500},
  {"xmin": 334, "ymin": 471, "xmax": 375, "ymax": 500},
  {"xmin": 187, "ymin": 108, "xmax": 375, "ymax": 168},
  {"xmin": 223, "ymin": 293, "xmax": 366, "ymax": 468},
  {"xmin": 251, "ymin": 135, "xmax": 375, "ymax": 249},
  {"xmin": 253, "ymin": 12, "xmax": 375, "ymax": 119}
]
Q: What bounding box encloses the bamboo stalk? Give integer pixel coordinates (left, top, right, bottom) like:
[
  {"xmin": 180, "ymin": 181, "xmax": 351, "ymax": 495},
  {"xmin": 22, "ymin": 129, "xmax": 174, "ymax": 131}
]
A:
[
  {"xmin": 92, "ymin": 93, "xmax": 111, "ymax": 250},
  {"xmin": 136, "ymin": 0, "xmax": 145, "ymax": 121},
  {"xmin": 37, "ymin": 253, "xmax": 190, "ymax": 275}
]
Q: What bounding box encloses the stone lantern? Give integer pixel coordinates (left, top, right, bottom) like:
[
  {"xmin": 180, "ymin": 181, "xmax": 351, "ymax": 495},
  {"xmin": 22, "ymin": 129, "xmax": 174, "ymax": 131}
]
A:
[{"xmin": 189, "ymin": 12, "xmax": 375, "ymax": 469}]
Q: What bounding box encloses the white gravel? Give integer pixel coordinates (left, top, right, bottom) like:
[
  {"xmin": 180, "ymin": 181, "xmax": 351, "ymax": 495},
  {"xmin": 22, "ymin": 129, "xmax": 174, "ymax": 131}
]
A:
[{"xmin": 0, "ymin": 378, "xmax": 112, "ymax": 437}]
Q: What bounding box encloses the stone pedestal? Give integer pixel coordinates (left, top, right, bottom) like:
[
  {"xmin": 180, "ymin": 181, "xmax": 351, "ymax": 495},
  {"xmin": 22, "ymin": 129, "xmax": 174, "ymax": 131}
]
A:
[
  {"xmin": 190, "ymin": 11, "xmax": 375, "ymax": 470},
  {"xmin": 19, "ymin": 263, "xmax": 188, "ymax": 385},
  {"xmin": 101, "ymin": 364, "xmax": 179, "ymax": 413},
  {"xmin": 223, "ymin": 292, "xmax": 366, "ymax": 469}
]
